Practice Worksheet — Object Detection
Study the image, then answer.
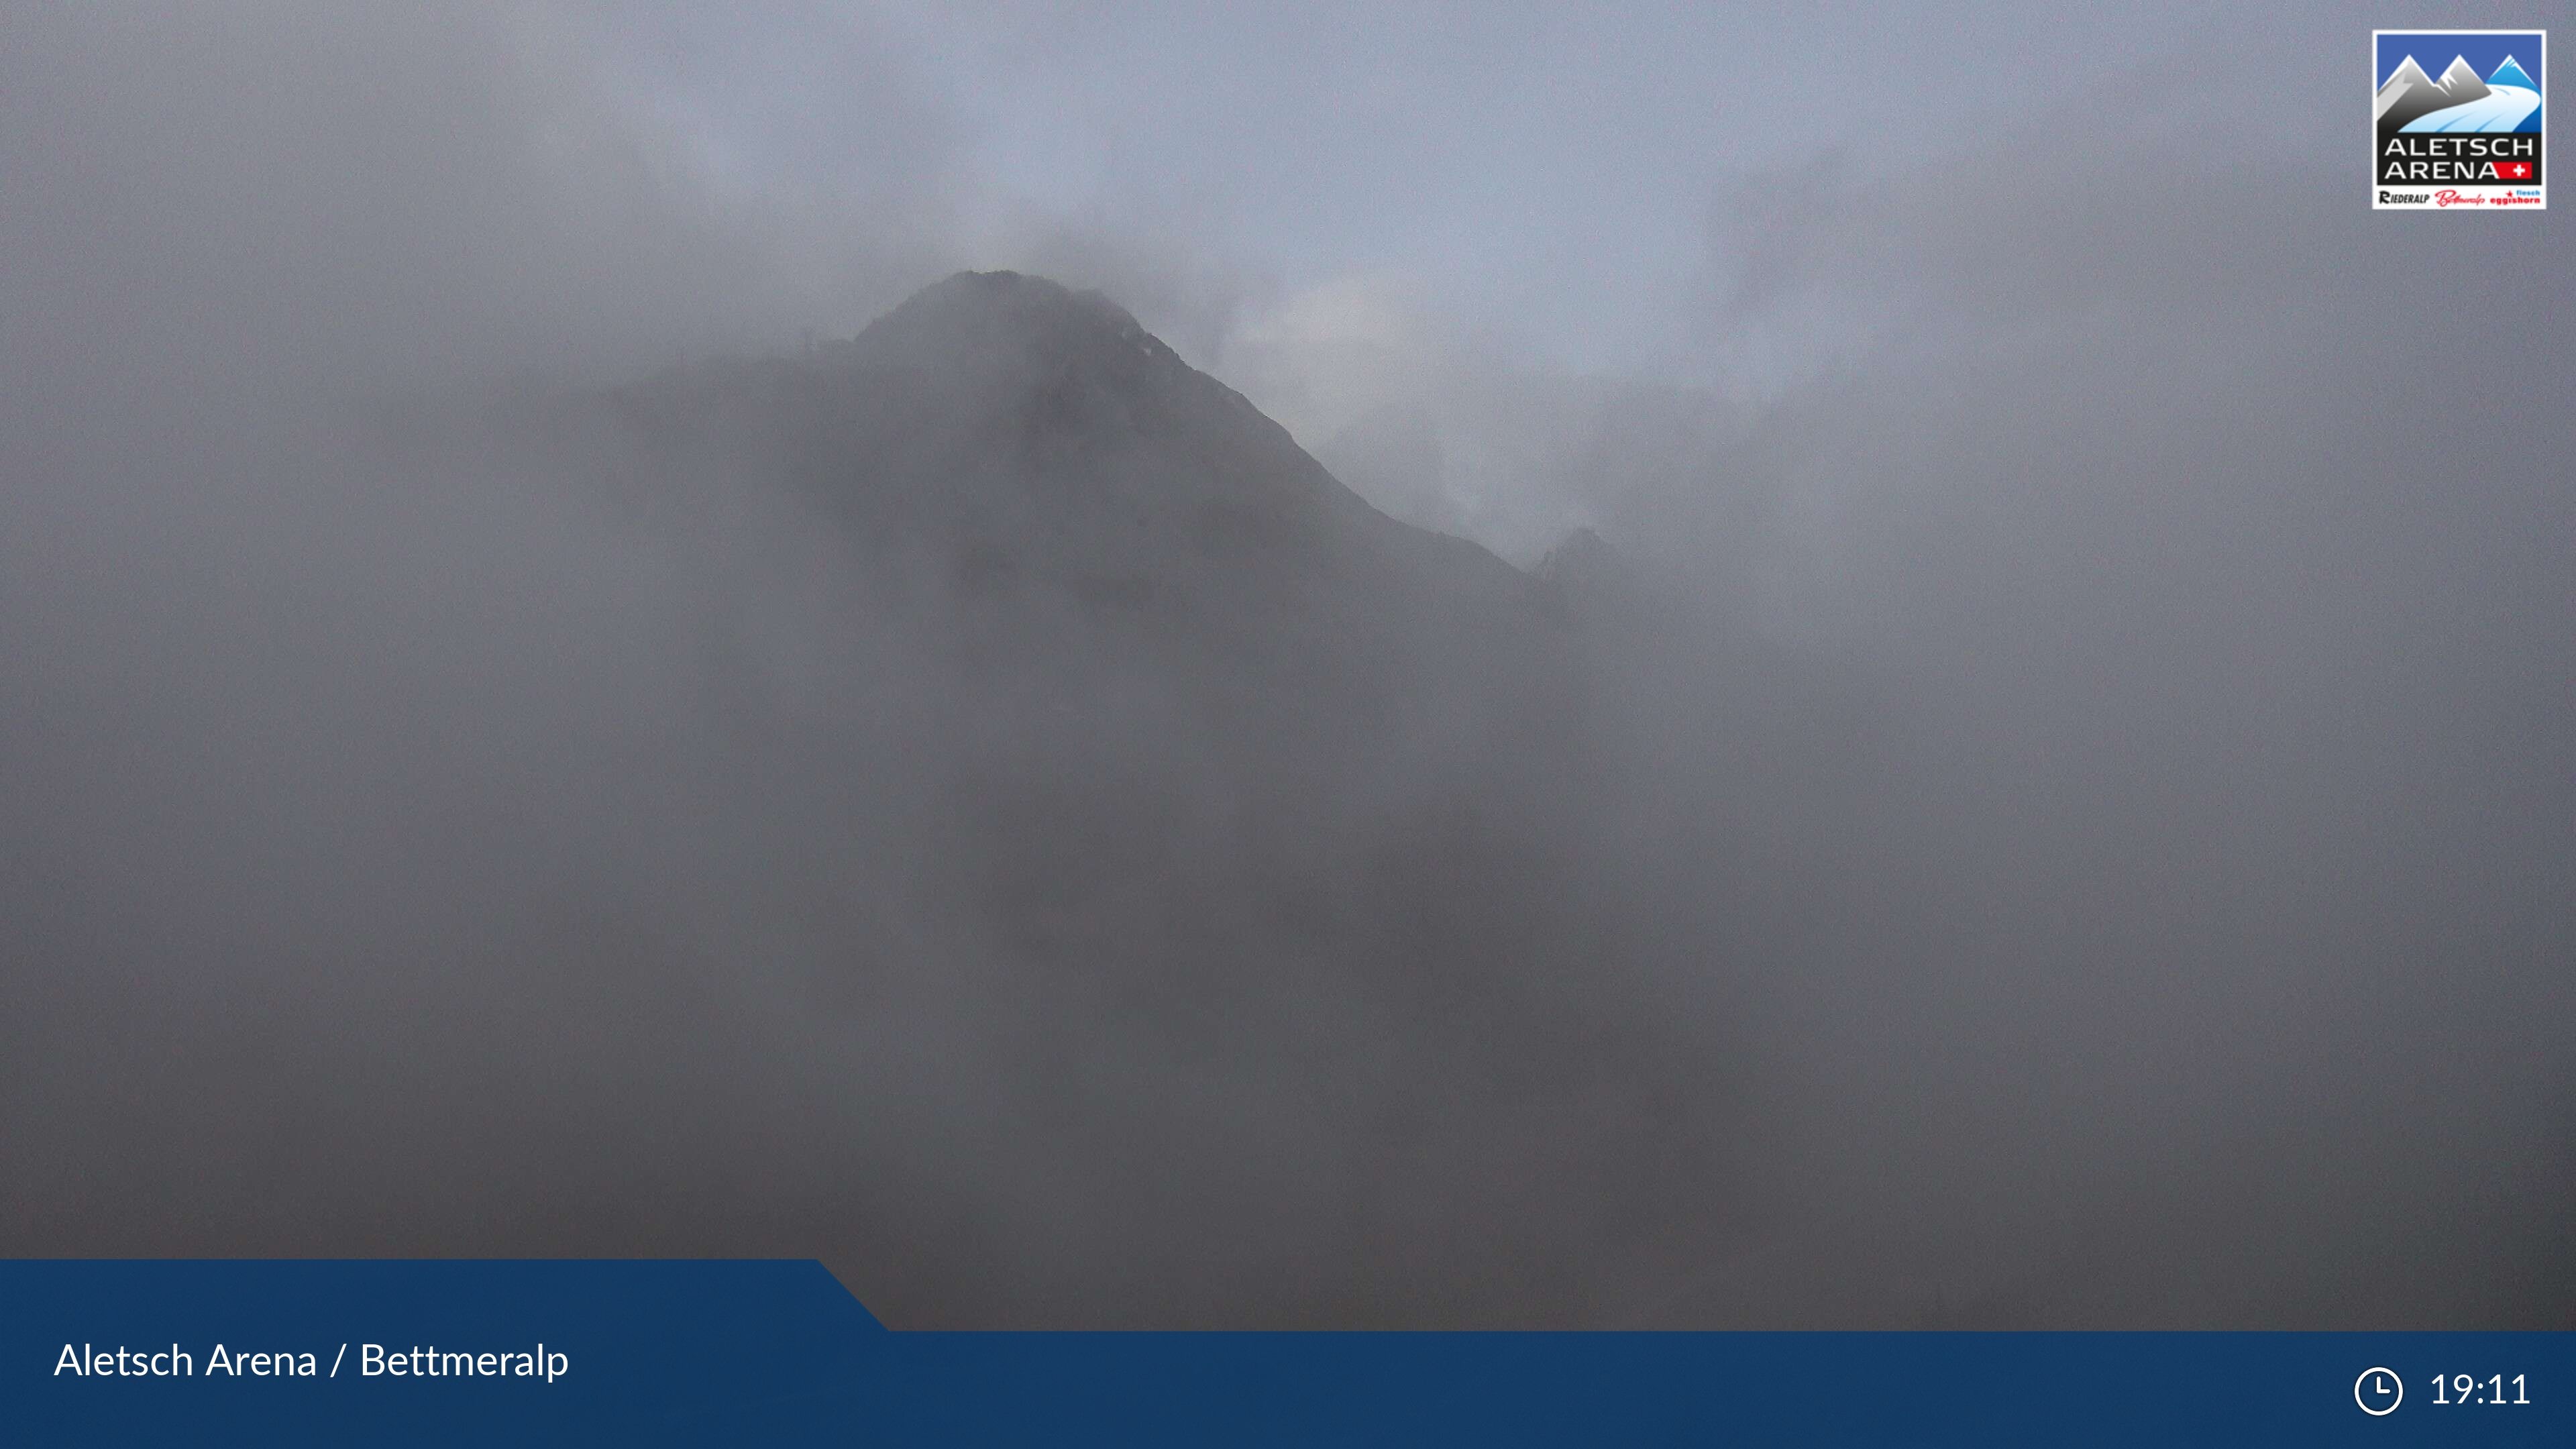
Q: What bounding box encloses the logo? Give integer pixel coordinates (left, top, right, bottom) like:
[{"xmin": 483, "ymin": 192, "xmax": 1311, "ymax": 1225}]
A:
[{"xmin": 2374, "ymin": 31, "xmax": 2545, "ymax": 209}]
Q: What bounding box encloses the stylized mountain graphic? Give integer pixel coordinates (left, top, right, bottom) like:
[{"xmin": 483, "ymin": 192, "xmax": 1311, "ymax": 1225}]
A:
[
  {"xmin": 2378, "ymin": 52, "xmax": 2529, "ymax": 136},
  {"xmin": 2434, "ymin": 55, "xmax": 2491, "ymax": 105},
  {"xmin": 2397, "ymin": 50, "xmax": 2542, "ymax": 135},
  {"xmin": 2489, "ymin": 55, "xmax": 2536, "ymax": 91},
  {"xmin": 2375, "ymin": 54, "xmax": 2435, "ymax": 123}
]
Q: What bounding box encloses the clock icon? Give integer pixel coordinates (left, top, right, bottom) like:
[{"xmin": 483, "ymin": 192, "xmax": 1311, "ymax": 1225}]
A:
[{"xmin": 2356, "ymin": 1367, "xmax": 2404, "ymax": 1416}]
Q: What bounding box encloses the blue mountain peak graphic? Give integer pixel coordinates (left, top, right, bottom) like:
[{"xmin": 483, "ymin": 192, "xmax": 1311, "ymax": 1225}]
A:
[{"xmin": 2489, "ymin": 56, "xmax": 2536, "ymax": 91}]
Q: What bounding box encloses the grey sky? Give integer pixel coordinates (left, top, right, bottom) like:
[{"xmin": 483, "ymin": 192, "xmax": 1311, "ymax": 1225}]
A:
[
  {"xmin": 582, "ymin": 3, "xmax": 2342, "ymax": 360},
  {"xmin": 527, "ymin": 2, "xmax": 2563, "ymax": 557}
]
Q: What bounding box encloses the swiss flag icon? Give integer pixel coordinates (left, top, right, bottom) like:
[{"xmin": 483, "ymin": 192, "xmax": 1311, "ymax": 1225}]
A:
[{"xmin": 2498, "ymin": 160, "xmax": 2534, "ymax": 180}]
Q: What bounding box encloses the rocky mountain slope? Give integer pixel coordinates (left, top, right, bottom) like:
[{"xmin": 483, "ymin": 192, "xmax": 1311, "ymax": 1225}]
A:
[{"xmin": 466, "ymin": 272, "xmax": 1749, "ymax": 1325}]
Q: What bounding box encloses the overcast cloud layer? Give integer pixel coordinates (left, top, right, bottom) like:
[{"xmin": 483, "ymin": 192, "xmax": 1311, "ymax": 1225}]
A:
[{"xmin": 1, "ymin": 3, "xmax": 2568, "ymax": 1326}]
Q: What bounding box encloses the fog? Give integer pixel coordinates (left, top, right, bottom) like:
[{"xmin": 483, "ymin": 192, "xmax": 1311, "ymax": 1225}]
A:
[{"xmin": 1, "ymin": 5, "xmax": 2567, "ymax": 1328}]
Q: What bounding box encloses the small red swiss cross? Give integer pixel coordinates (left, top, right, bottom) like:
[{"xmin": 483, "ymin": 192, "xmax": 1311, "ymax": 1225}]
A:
[{"xmin": 2498, "ymin": 160, "xmax": 2534, "ymax": 180}]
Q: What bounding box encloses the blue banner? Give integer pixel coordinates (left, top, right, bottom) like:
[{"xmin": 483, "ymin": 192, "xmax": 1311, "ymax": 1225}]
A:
[{"xmin": 5, "ymin": 1261, "xmax": 2567, "ymax": 1444}]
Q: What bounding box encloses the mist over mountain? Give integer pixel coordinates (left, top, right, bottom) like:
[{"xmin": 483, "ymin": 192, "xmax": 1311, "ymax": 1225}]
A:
[
  {"xmin": 543, "ymin": 273, "xmax": 1763, "ymax": 1326},
  {"xmin": 1, "ymin": 268, "xmax": 1792, "ymax": 1326},
  {"xmin": 1, "ymin": 5, "xmax": 2568, "ymax": 1333}
]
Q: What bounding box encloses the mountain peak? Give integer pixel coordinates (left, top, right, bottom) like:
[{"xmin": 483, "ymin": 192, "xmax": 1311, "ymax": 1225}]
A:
[
  {"xmin": 1536, "ymin": 526, "xmax": 1613, "ymax": 582},
  {"xmin": 839, "ymin": 270, "xmax": 1197, "ymax": 433},
  {"xmin": 2490, "ymin": 55, "xmax": 2536, "ymax": 89},
  {"xmin": 859, "ymin": 271, "xmax": 1161, "ymax": 366},
  {"xmin": 890, "ymin": 270, "xmax": 1146, "ymax": 335}
]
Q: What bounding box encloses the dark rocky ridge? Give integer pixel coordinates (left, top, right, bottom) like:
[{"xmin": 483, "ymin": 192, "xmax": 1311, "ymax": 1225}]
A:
[
  {"xmin": 445, "ymin": 271, "xmax": 1754, "ymax": 1326},
  {"xmin": 620, "ymin": 271, "xmax": 1539, "ymax": 600}
]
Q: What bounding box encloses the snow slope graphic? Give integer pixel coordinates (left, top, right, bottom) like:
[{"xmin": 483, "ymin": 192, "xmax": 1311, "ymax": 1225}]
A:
[{"xmin": 2378, "ymin": 54, "xmax": 2542, "ymax": 136}]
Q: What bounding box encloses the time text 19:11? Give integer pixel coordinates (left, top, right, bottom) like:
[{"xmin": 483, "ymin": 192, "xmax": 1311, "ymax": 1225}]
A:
[{"xmin": 2430, "ymin": 1374, "xmax": 2529, "ymax": 1406}]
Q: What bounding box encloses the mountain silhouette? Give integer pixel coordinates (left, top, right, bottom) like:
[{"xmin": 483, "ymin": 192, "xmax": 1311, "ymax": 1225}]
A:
[
  {"xmin": 608, "ymin": 272, "xmax": 1548, "ymax": 648},
  {"xmin": 2377, "ymin": 53, "xmax": 2495, "ymax": 136},
  {"xmin": 499, "ymin": 272, "xmax": 1748, "ymax": 1324}
]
